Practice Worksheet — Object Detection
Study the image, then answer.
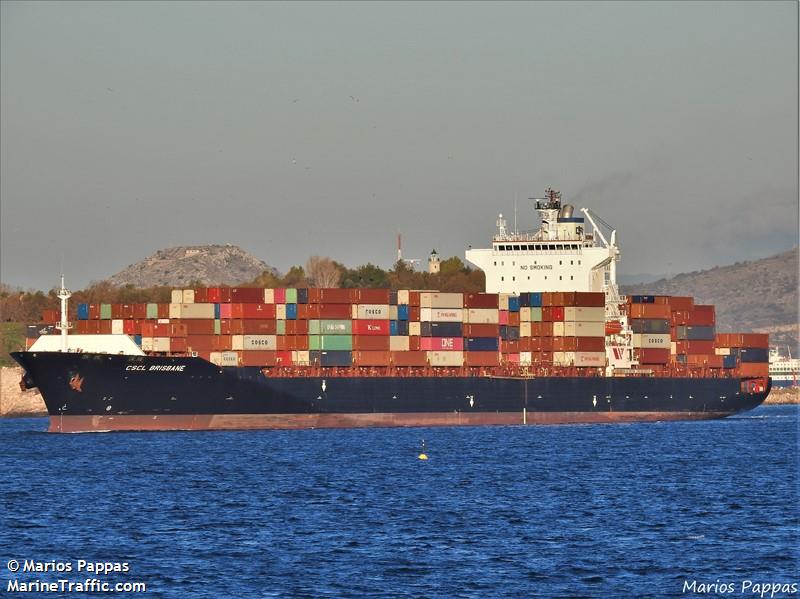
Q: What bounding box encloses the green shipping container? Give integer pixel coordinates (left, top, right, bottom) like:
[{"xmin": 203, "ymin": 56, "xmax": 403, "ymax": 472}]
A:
[
  {"xmin": 276, "ymin": 319, "xmax": 286, "ymax": 335},
  {"xmin": 214, "ymin": 319, "xmax": 221, "ymax": 335},
  {"xmin": 100, "ymin": 304, "xmax": 112, "ymax": 320},
  {"xmin": 285, "ymin": 288, "xmax": 298, "ymax": 304},
  {"xmin": 530, "ymin": 307, "xmax": 543, "ymax": 322},
  {"xmin": 320, "ymin": 320, "xmax": 352, "ymax": 335},
  {"xmin": 309, "ymin": 335, "xmax": 353, "ymax": 351},
  {"xmin": 146, "ymin": 303, "xmax": 159, "ymax": 319}
]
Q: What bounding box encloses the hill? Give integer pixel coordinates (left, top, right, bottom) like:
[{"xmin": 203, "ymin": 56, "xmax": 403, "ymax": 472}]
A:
[
  {"xmin": 108, "ymin": 245, "xmax": 277, "ymax": 288},
  {"xmin": 622, "ymin": 247, "xmax": 798, "ymax": 350}
]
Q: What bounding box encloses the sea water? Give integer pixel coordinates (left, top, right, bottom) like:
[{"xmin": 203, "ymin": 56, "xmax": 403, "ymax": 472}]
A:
[{"xmin": 2, "ymin": 405, "xmax": 798, "ymax": 597}]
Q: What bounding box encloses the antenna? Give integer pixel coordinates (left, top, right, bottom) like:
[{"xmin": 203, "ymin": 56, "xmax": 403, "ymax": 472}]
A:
[
  {"xmin": 55, "ymin": 274, "xmax": 72, "ymax": 352},
  {"xmin": 397, "ymin": 233, "xmax": 402, "ymax": 262}
]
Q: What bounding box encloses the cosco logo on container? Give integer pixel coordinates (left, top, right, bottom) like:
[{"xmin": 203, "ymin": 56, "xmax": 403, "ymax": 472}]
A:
[
  {"xmin": 366, "ymin": 309, "xmax": 382, "ymax": 315},
  {"xmin": 253, "ymin": 340, "xmax": 271, "ymax": 346}
]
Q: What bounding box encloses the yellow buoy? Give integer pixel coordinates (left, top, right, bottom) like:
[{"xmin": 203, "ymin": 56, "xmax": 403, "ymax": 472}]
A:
[{"xmin": 418, "ymin": 439, "xmax": 428, "ymax": 460}]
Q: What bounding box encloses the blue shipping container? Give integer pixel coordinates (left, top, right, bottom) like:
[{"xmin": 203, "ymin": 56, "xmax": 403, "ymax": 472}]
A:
[
  {"xmin": 398, "ymin": 305, "xmax": 409, "ymax": 321},
  {"xmin": 421, "ymin": 322, "xmax": 463, "ymax": 337},
  {"xmin": 739, "ymin": 348, "xmax": 769, "ymax": 363},
  {"xmin": 286, "ymin": 303, "xmax": 298, "ymax": 320},
  {"xmin": 311, "ymin": 350, "xmax": 352, "ymax": 367},
  {"xmin": 465, "ymin": 337, "xmax": 499, "ymax": 351},
  {"xmin": 390, "ymin": 321, "xmax": 398, "ymax": 336},
  {"xmin": 508, "ymin": 296, "xmax": 520, "ymax": 312},
  {"xmin": 722, "ymin": 354, "xmax": 737, "ymax": 368},
  {"xmin": 297, "ymin": 288, "xmax": 308, "ymax": 304},
  {"xmin": 397, "ymin": 320, "xmax": 409, "ymax": 336},
  {"xmin": 134, "ymin": 335, "xmax": 143, "ymax": 347},
  {"xmin": 631, "ymin": 295, "xmax": 656, "ymax": 304},
  {"xmin": 500, "ymin": 326, "xmax": 520, "ymax": 341},
  {"xmin": 529, "ymin": 292, "xmax": 542, "ymax": 307},
  {"xmin": 214, "ymin": 304, "xmax": 221, "ymax": 319},
  {"xmin": 77, "ymin": 303, "xmax": 89, "ymax": 320}
]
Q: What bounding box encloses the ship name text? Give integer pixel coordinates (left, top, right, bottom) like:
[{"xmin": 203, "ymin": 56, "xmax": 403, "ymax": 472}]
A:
[{"xmin": 125, "ymin": 365, "xmax": 185, "ymax": 372}]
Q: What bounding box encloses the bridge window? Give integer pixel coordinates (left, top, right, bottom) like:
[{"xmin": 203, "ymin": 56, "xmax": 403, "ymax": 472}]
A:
[{"xmin": 501, "ymin": 277, "xmax": 504, "ymax": 281}]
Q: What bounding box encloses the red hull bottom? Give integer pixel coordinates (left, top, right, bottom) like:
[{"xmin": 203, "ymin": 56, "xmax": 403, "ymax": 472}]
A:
[{"xmin": 48, "ymin": 411, "xmax": 736, "ymax": 433}]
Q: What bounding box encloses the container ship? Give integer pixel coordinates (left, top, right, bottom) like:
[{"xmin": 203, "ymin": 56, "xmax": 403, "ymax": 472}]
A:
[
  {"xmin": 769, "ymin": 348, "xmax": 799, "ymax": 388},
  {"xmin": 12, "ymin": 189, "xmax": 770, "ymax": 433}
]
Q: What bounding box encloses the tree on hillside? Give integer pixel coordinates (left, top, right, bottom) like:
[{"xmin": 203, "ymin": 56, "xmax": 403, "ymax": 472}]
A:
[
  {"xmin": 281, "ymin": 266, "xmax": 307, "ymax": 288},
  {"xmin": 306, "ymin": 256, "xmax": 341, "ymax": 288},
  {"xmin": 341, "ymin": 263, "xmax": 390, "ymax": 288},
  {"xmin": 248, "ymin": 270, "xmax": 282, "ymax": 288}
]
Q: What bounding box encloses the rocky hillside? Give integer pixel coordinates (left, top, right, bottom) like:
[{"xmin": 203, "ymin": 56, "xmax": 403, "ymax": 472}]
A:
[
  {"xmin": 623, "ymin": 247, "xmax": 798, "ymax": 350},
  {"xmin": 108, "ymin": 245, "xmax": 277, "ymax": 287}
]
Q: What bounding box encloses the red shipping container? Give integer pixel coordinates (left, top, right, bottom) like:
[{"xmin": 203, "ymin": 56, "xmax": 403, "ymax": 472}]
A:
[
  {"xmin": 561, "ymin": 292, "xmax": 577, "ymax": 307},
  {"xmin": 242, "ymin": 303, "xmax": 276, "ymax": 319},
  {"xmin": 241, "ymin": 350, "xmax": 276, "ymax": 367},
  {"xmin": 121, "ymin": 304, "xmax": 136, "ymax": 319},
  {"xmin": 688, "ymin": 305, "xmax": 715, "ymax": 326},
  {"xmin": 219, "ymin": 287, "xmax": 232, "ymax": 303},
  {"xmin": 409, "ymin": 306, "xmax": 421, "ymax": 321},
  {"xmin": 503, "ymin": 353, "xmax": 520, "ymax": 364},
  {"xmin": 353, "ymin": 336, "xmax": 391, "ymax": 351},
  {"xmin": 739, "ymin": 363, "xmax": 769, "ymax": 377},
  {"xmin": 141, "ymin": 322, "xmax": 156, "ymax": 336},
  {"xmin": 153, "ymin": 323, "xmax": 170, "ymax": 336},
  {"xmin": 230, "ymin": 288, "xmax": 264, "ymax": 303},
  {"xmin": 353, "ymin": 350, "xmax": 391, "ymax": 366},
  {"xmin": 671, "ymin": 311, "xmax": 691, "ymax": 326},
  {"xmin": 508, "ymin": 312, "xmax": 520, "ymax": 326},
  {"xmin": 318, "ymin": 304, "xmax": 352, "ymax": 319},
  {"xmin": 214, "ymin": 335, "xmax": 233, "ymax": 351},
  {"xmin": 421, "ymin": 337, "xmax": 464, "ymax": 351},
  {"xmin": 111, "ymin": 304, "xmax": 123, "ymax": 319},
  {"xmin": 194, "ymin": 288, "xmax": 208, "ymax": 303},
  {"xmin": 465, "ymin": 293, "xmax": 499, "ymax": 309},
  {"xmin": 574, "ymin": 292, "xmax": 605, "ymax": 307},
  {"xmin": 75, "ymin": 320, "xmax": 89, "ymax": 333},
  {"xmin": 291, "ymin": 320, "xmax": 309, "ymax": 335},
  {"xmin": 157, "ymin": 304, "xmax": 170, "ymax": 319},
  {"xmin": 171, "ymin": 338, "xmax": 188, "ymax": 353},
  {"xmin": 639, "ymin": 348, "xmax": 670, "ymax": 364},
  {"xmin": 500, "ymin": 340, "xmax": 520, "ymax": 353},
  {"xmin": 276, "ymin": 336, "xmax": 287, "ymax": 351},
  {"xmin": 542, "ymin": 292, "xmax": 556, "ymax": 307},
  {"xmin": 297, "ymin": 304, "xmax": 310, "ymax": 320},
  {"xmin": 293, "ymin": 335, "xmax": 309, "ymax": 351},
  {"xmin": 465, "ymin": 351, "xmax": 500, "ymax": 367},
  {"xmin": 133, "ymin": 304, "xmax": 147, "ymax": 319},
  {"xmin": 183, "ymin": 319, "xmax": 216, "ymax": 335},
  {"xmin": 518, "ymin": 337, "xmax": 532, "ymax": 352},
  {"xmin": 170, "ymin": 323, "xmax": 188, "ymax": 337},
  {"xmin": 553, "ymin": 337, "xmax": 575, "ymax": 352},
  {"xmin": 542, "ymin": 307, "xmax": 565, "ymax": 322},
  {"xmin": 576, "ymin": 336, "xmax": 605, "ymax": 352},
  {"xmin": 409, "ymin": 292, "xmax": 421, "ymax": 307},
  {"xmin": 123, "ymin": 320, "xmax": 137, "ymax": 335},
  {"xmin": 740, "ymin": 333, "xmax": 768, "ymax": 348},
  {"xmin": 667, "ymin": 296, "xmax": 694, "ymax": 311},
  {"xmin": 540, "ymin": 337, "xmax": 554, "ymax": 351},
  {"xmin": 464, "ymin": 323, "xmax": 500, "ymax": 337},
  {"xmin": 275, "ymin": 351, "xmax": 293, "ymax": 366},
  {"xmin": 541, "ymin": 351, "xmax": 554, "ymax": 363},
  {"xmin": 630, "ymin": 304, "xmax": 671, "ymax": 319},
  {"xmin": 274, "ymin": 289, "xmax": 287, "ymax": 303},
  {"xmin": 41, "ymin": 310, "xmax": 58, "ymax": 324},
  {"xmin": 687, "ymin": 354, "xmax": 724, "ymax": 367},
  {"xmin": 391, "ymin": 351, "xmax": 427, "ymax": 366},
  {"xmin": 317, "ymin": 288, "xmax": 352, "ymax": 304},
  {"xmin": 87, "ymin": 304, "xmax": 100, "ymax": 320},
  {"xmin": 499, "ymin": 310, "xmax": 509, "ymax": 325},
  {"xmin": 540, "ymin": 322, "xmax": 554, "ymax": 336},
  {"xmin": 99, "ymin": 321, "xmax": 112, "ymax": 334},
  {"xmin": 242, "ymin": 319, "xmax": 277, "ymax": 335},
  {"xmin": 352, "ymin": 319, "xmax": 390, "ymax": 336},
  {"xmin": 409, "ymin": 336, "xmax": 421, "ymax": 351},
  {"xmin": 207, "ymin": 288, "xmax": 221, "ymax": 303},
  {"xmin": 187, "ymin": 335, "xmax": 216, "ymax": 351},
  {"xmin": 220, "ymin": 320, "xmax": 245, "ymax": 335},
  {"xmin": 356, "ymin": 289, "xmax": 391, "ymax": 304}
]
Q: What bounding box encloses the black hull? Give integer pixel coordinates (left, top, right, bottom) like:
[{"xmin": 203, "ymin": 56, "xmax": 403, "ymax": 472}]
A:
[{"xmin": 12, "ymin": 352, "xmax": 770, "ymax": 432}]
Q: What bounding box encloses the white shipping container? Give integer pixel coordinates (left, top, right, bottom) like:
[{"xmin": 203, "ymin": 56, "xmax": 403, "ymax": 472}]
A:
[
  {"xmin": 465, "ymin": 308, "xmax": 499, "ymax": 324},
  {"xmin": 111, "ymin": 319, "xmax": 124, "ymax": 335},
  {"xmin": 520, "ymin": 307, "xmax": 531, "ymax": 322},
  {"xmin": 293, "ymin": 350, "xmax": 310, "ymax": 365},
  {"xmin": 408, "ymin": 322, "xmax": 421, "ymax": 336},
  {"xmin": 564, "ymin": 306, "xmax": 605, "ymax": 322},
  {"xmin": 520, "ymin": 351, "xmax": 532, "ymax": 365},
  {"xmin": 715, "ymin": 347, "xmax": 731, "ymax": 356},
  {"xmin": 420, "ymin": 292, "xmax": 463, "ymax": 309},
  {"xmin": 243, "ymin": 335, "xmax": 277, "ymax": 350},
  {"xmin": 276, "ymin": 304, "xmax": 286, "ymax": 320},
  {"xmin": 520, "ymin": 322, "xmax": 532, "ymax": 337},
  {"xmin": 180, "ymin": 303, "xmax": 215, "ymax": 319},
  {"xmin": 232, "ymin": 335, "xmax": 244, "ymax": 351},
  {"xmin": 171, "ymin": 290, "xmax": 183, "ymax": 304},
  {"xmin": 574, "ymin": 352, "xmax": 606, "ymax": 367},
  {"xmin": 397, "ymin": 290, "xmax": 410, "ymax": 305},
  {"xmin": 427, "ymin": 350, "xmax": 464, "ymax": 366},
  {"xmin": 567, "ymin": 321, "xmax": 606, "ymax": 337},
  {"xmin": 421, "ymin": 307, "xmax": 463, "ymax": 322},
  {"xmin": 553, "ymin": 352, "xmax": 575, "ymax": 366},
  {"xmin": 671, "ymin": 341, "xmax": 677, "ymax": 354},
  {"xmin": 210, "ymin": 351, "xmax": 238, "ymax": 366},
  {"xmin": 389, "ymin": 305, "xmax": 398, "ymax": 321},
  {"xmin": 632, "ymin": 334, "xmax": 671, "ymax": 349},
  {"xmin": 182, "ymin": 289, "xmax": 195, "ymax": 304},
  {"xmin": 169, "ymin": 303, "xmax": 182, "ymax": 319},
  {"xmin": 141, "ymin": 337, "xmax": 154, "ymax": 351},
  {"xmin": 553, "ymin": 322, "xmax": 565, "ymax": 337},
  {"xmin": 263, "ymin": 288, "xmax": 275, "ymax": 304},
  {"xmin": 499, "ymin": 294, "xmax": 510, "ymax": 310},
  {"xmin": 357, "ymin": 304, "xmax": 390, "ymax": 319},
  {"xmin": 152, "ymin": 337, "xmax": 171, "ymax": 352},
  {"xmin": 389, "ymin": 336, "xmax": 410, "ymax": 351}
]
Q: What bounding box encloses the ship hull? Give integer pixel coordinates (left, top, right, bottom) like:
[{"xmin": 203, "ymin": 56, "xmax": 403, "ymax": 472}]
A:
[{"xmin": 12, "ymin": 352, "xmax": 770, "ymax": 433}]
